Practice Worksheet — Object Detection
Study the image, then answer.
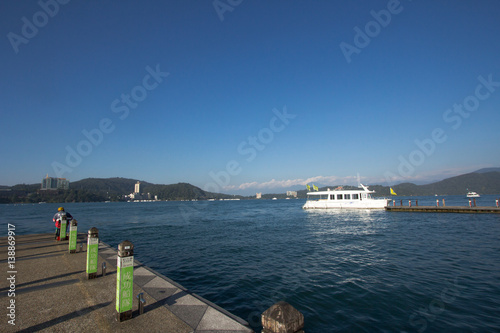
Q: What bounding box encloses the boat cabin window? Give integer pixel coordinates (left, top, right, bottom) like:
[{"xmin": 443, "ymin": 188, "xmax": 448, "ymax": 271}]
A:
[
  {"xmin": 344, "ymin": 194, "xmax": 351, "ymax": 200},
  {"xmin": 330, "ymin": 194, "xmax": 335, "ymax": 200},
  {"xmin": 352, "ymin": 193, "xmax": 359, "ymax": 200},
  {"xmin": 337, "ymin": 194, "xmax": 343, "ymax": 200}
]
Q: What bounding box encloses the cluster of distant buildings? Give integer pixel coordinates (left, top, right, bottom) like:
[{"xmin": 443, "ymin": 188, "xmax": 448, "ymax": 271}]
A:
[
  {"xmin": 256, "ymin": 191, "xmax": 297, "ymax": 199},
  {"xmin": 41, "ymin": 175, "xmax": 69, "ymax": 190},
  {"xmin": 126, "ymin": 181, "xmax": 158, "ymax": 201}
]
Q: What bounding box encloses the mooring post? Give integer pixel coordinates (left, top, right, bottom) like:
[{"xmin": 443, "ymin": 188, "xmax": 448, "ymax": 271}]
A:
[
  {"xmin": 102, "ymin": 262, "xmax": 107, "ymax": 277},
  {"xmin": 416, "ymin": 199, "xmax": 418, "ymax": 206},
  {"xmin": 59, "ymin": 214, "xmax": 68, "ymax": 241},
  {"xmin": 86, "ymin": 227, "xmax": 99, "ymax": 279},
  {"xmin": 473, "ymin": 198, "xmax": 476, "ymax": 207},
  {"xmin": 400, "ymin": 199, "xmax": 403, "ymax": 206},
  {"xmin": 137, "ymin": 292, "xmax": 146, "ymax": 315},
  {"xmin": 442, "ymin": 199, "xmax": 445, "ymax": 207},
  {"xmin": 68, "ymin": 219, "xmax": 78, "ymax": 253},
  {"xmin": 262, "ymin": 301, "xmax": 304, "ymax": 333},
  {"xmin": 116, "ymin": 240, "xmax": 134, "ymax": 322}
]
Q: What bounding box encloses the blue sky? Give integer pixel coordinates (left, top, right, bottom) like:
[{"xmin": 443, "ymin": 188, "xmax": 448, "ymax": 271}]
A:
[{"xmin": 1, "ymin": 0, "xmax": 500, "ymax": 195}]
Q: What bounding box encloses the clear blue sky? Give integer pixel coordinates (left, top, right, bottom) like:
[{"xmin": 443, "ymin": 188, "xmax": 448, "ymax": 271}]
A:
[{"xmin": 1, "ymin": 0, "xmax": 499, "ymax": 195}]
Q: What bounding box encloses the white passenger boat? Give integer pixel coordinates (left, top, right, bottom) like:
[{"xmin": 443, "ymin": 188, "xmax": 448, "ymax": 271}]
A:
[
  {"xmin": 466, "ymin": 191, "xmax": 480, "ymax": 198},
  {"xmin": 302, "ymin": 184, "xmax": 389, "ymax": 209}
]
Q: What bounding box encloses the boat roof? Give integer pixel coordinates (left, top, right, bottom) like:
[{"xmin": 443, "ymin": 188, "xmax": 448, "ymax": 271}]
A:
[{"xmin": 306, "ymin": 184, "xmax": 375, "ymax": 195}]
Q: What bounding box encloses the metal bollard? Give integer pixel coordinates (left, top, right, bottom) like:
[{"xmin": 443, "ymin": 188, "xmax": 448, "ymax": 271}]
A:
[
  {"xmin": 86, "ymin": 228, "xmax": 99, "ymax": 279},
  {"xmin": 102, "ymin": 262, "xmax": 107, "ymax": 277},
  {"xmin": 116, "ymin": 240, "xmax": 134, "ymax": 322},
  {"xmin": 68, "ymin": 219, "xmax": 78, "ymax": 253},
  {"xmin": 59, "ymin": 214, "xmax": 68, "ymax": 241},
  {"xmin": 80, "ymin": 243, "xmax": 83, "ymax": 253},
  {"xmin": 137, "ymin": 293, "xmax": 146, "ymax": 315}
]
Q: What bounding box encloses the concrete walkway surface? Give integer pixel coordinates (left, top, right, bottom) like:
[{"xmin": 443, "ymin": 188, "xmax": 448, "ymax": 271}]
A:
[{"xmin": 0, "ymin": 233, "xmax": 253, "ymax": 332}]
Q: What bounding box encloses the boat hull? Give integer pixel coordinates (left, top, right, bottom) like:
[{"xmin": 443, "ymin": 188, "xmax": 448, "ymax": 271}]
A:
[{"xmin": 302, "ymin": 199, "xmax": 389, "ymax": 209}]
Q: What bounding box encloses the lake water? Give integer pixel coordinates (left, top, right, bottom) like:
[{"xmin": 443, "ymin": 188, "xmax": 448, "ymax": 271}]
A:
[{"xmin": 1, "ymin": 195, "xmax": 499, "ymax": 332}]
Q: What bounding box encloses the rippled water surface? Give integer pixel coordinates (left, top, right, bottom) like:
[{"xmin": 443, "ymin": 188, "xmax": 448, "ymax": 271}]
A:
[{"xmin": 2, "ymin": 196, "xmax": 499, "ymax": 332}]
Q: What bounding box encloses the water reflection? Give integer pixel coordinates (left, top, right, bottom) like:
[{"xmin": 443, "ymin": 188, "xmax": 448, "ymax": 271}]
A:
[{"xmin": 304, "ymin": 208, "xmax": 387, "ymax": 236}]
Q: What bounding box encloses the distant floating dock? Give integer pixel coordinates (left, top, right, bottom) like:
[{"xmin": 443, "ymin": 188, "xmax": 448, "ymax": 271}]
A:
[{"xmin": 386, "ymin": 206, "xmax": 500, "ymax": 214}]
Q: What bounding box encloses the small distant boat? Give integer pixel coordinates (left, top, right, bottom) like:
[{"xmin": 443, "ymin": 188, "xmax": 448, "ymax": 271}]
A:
[
  {"xmin": 303, "ymin": 184, "xmax": 389, "ymax": 209},
  {"xmin": 466, "ymin": 191, "xmax": 480, "ymax": 198},
  {"xmin": 272, "ymin": 197, "xmax": 277, "ymax": 200}
]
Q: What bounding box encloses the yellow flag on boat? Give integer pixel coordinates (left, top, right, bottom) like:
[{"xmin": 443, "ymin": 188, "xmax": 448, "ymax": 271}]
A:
[
  {"xmin": 390, "ymin": 188, "xmax": 397, "ymax": 195},
  {"xmin": 313, "ymin": 184, "xmax": 319, "ymax": 191},
  {"xmin": 306, "ymin": 184, "xmax": 311, "ymax": 191}
]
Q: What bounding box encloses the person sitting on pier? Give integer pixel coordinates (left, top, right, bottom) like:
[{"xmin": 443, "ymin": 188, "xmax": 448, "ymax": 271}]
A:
[{"xmin": 53, "ymin": 207, "xmax": 73, "ymax": 240}]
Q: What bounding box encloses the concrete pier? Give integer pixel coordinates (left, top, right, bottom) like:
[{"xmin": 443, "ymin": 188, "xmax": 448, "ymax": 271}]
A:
[
  {"xmin": 0, "ymin": 233, "xmax": 253, "ymax": 332},
  {"xmin": 385, "ymin": 206, "xmax": 500, "ymax": 214}
]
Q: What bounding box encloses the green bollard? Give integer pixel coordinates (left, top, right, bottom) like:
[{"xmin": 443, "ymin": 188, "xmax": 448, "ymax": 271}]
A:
[
  {"xmin": 59, "ymin": 214, "xmax": 68, "ymax": 241},
  {"xmin": 86, "ymin": 228, "xmax": 99, "ymax": 279},
  {"xmin": 68, "ymin": 220, "xmax": 78, "ymax": 253},
  {"xmin": 116, "ymin": 240, "xmax": 134, "ymax": 322}
]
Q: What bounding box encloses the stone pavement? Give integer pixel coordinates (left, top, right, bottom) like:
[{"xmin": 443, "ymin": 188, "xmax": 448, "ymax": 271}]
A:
[{"xmin": 0, "ymin": 233, "xmax": 253, "ymax": 332}]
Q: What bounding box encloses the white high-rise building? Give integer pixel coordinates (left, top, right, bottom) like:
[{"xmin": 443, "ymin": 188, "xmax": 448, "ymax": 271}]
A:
[
  {"xmin": 41, "ymin": 175, "xmax": 69, "ymax": 190},
  {"xmin": 134, "ymin": 181, "xmax": 141, "ymax": 194}
]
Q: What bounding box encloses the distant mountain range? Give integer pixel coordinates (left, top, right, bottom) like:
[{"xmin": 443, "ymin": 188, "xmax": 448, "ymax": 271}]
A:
[
  {"xmin": 1, "ymin": 168, "xmax": 499, "ymax": 203},
  {"xmin": 0, "ymin": 178, "xmax": 242, "ymax": 203}
]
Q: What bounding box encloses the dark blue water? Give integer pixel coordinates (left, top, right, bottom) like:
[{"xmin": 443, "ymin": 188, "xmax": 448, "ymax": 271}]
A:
[{"xmin": 1, "ymin": 196, "xmax": 500, "ymax": 332}]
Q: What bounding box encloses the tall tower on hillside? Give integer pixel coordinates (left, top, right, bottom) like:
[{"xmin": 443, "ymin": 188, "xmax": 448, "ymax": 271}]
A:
[{"xmin": 134, "ymin": 181, "xmax": 141, "ymax": 194}]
